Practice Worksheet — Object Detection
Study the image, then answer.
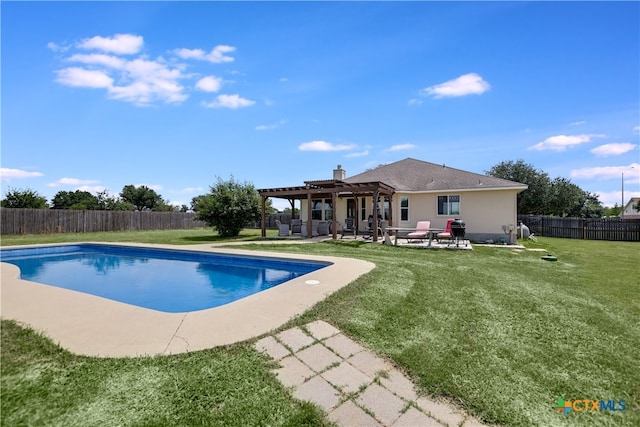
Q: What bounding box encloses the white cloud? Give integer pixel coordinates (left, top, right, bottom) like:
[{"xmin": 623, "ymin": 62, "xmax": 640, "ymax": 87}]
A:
[
  {"xmin": 422, "ymin": 73, "xmax": 490, "ymax": 98},
  {"xmin": 279, "ymin": 77, "xmax": 289, "ymax": 83},
  {"xmin": 298, "ymin": 140, "xmax": 357, "ymax": 151},
  {"xmin": 202, "ymin": 94, "xmax": 255, "ymax": 109},
  {"xmin": 528, "ymin": 134, "xmax": 606, "ymax": 152},
  {"xmin": 67, "ymin": 53, "xmax": 126, "ymax": 68},
  {"xmin": 0, "ymin": 168, "xmax": 44, "ymax": 181},
  {"xmin": 51, "ymin": 35, "xmax": 248, "ymax": 107},
  {"xmin": 77, "ymin": 185, "xmax": 107, "ymax": 194},
  {"xmin": 56, "ymin": 67, "xmax": 114, "ymax": 88},
  {"xmin": 78, "ymin": 34, "xmax": 143, "ymax": 55},
  {"xmin": 48, "ymin": 177, "xmax": 100, "ymax": 187},
  {"xmin": 570, "ymin": 120, "xmax": 586, "ymax": 126},
  {"xmin": 590, "ymin": 143, "xmax": 637, "ymax": 157},
  {"xmin": 385, "ymin": 144, "xmax": 415, "ymax": 152},
  {"xmin": 195, "ymin": 76, "xmax": 223, "ymax": 92},
  {"xmin": 570, "ymin": 163, "xmax": 639, "ymax": 180},
  {"xmin": 56, "ymin": 55, "xmax": 186, "ymax": 105},
  {"xmin": 345, "ymin": 150, "xmax": 369, "ymax": 158},
  {"xmin": 134, "ymin": 183, "xmax": 163, "ymax": 191},
  {"xmin": 169, "ymin": 187, "xmax": 204, "ymax": 194},
  {"xmin": 408, "ymin": 98, "xmax": 423, "ymax": 106},
  {"xmin": 595, "ymin": 190, "xmax": 640, "ymax": 207},
  {"xmin": 173, "ymin": 45, "xmax": 235, "ymax": 63},
  {"xmin": 634, "ymin": 126, "xmax": 640, "ymax": 134},
  {"xmin": 255, "ymin": 120, "xmax": 286, "ymax": 131}
]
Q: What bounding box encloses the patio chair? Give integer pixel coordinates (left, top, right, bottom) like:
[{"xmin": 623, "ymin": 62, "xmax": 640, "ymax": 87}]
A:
[
  {"xmin": 301, "ymin": 220, "xmax": 319, "ymax": 238},
  {"xmin": 290, "ymin": 219, "xmax": 302, "ymax": 236},
  {"xmin": 340, "ymin": 218, "xmax": 356, "ymax": 239},
  {"xmin": 436, "ymin": 218, "xmax": 454, "ymax": 243},
  {"xmin": 275, "ymin": 220, "xmax": 289, "ymax": 237},
  {"xmin": 406, "ymin": 221, "xmax": 430, "ymax": 243},
  {"xmin": 363, "ymin": 216, "xmax": 382, "ymax": 240}
]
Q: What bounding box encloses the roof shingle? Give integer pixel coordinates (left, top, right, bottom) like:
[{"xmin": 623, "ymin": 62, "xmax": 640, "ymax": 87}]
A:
[{"xmin": 344, "ymin": 158, "xmax": 527, "ymax": 192}]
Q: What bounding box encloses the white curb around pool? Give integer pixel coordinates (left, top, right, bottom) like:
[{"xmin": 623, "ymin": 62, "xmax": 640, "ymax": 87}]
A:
[{"xmin": 1, "ymin": 242, "xmax": 374, "ymax": 358}]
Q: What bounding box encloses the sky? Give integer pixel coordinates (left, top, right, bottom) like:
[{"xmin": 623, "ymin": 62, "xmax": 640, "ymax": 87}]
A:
[{"xmin": 2, "ymin": 1, "xmax": 639, "ymax": 211}]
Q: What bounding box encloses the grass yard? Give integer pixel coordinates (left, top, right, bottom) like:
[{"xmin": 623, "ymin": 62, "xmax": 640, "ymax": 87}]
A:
[{"xmin": 1, "ymin": 229, "xmax": 639, "ymax": 426}]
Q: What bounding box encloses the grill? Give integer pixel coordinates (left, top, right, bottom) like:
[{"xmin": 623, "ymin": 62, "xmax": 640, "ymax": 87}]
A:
[{"xmin": 450, "ymin": 219, "xmax": 467, "ymax": 247}]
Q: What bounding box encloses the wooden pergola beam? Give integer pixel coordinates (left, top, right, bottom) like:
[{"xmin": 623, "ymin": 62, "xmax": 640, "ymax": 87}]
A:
[{"xmin": 257, "ymin": 180, "xmax": 395, "ymax": 241}]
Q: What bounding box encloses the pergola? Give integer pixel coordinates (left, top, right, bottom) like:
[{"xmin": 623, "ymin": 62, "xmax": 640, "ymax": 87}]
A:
[{"xmin": 258, "ymin": 180, "xmax": 396, "ymax": 242}]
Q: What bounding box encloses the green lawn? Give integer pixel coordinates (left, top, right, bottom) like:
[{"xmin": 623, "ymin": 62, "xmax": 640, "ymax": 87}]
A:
[{"xmin": 2, "ymin": 230, "xmax": 639, "ymax": 426}]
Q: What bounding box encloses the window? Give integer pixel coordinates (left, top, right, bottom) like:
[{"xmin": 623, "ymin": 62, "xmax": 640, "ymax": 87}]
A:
[
  {"xmin": 311, "ymin": 199, "xmax": 333, "ymax": 220},
  {"xmin": 311, "ymin": 199, "xmax": 323, "ymax": 220},
  {"xmin": 324, "ymin": 199, "xmax": 333, "ymax": 221},
  {"xmin": 361, "ymin": 197, "xmax": 367, "ymax": 221},
  {"xmin": 400, "ymin": 196, "xmax": 409, "ymax": 221},
  {"xmin": 437, "ymin": 195, "xmax": 460, "ymax": 216},
  {"xmin": 378, "ymin": 197, "xmax": 390, "ymax": 220}
]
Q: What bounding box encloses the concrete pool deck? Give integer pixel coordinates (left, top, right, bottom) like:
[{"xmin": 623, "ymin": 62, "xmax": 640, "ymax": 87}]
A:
[{"xmin": 1, "ymin": 242, "xmax": 374, "ymax": 358}]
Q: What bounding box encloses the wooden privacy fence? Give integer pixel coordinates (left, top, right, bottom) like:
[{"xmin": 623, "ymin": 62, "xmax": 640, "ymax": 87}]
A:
[
  {"xmin": 246, "ymin": 213, "xmax": 292, "ymax": 230},
  {"xmin": 518, "ymin": 215, "xmax": 640, "ymax": 241},
  {"xmin": 1, "ymin": 208, "xmax": 207, "ymax": 235}
]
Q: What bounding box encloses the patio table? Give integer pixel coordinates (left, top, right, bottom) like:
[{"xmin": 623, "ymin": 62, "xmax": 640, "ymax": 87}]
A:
[{"xmin": 385, "ymin": 227, "xmax": 444, "ymax": 247}]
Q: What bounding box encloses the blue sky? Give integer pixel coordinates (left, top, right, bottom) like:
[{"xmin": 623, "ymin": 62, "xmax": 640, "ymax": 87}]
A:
[{"xmin": 2, "ymin": 1, "xmax": 639, "ymax": 210}]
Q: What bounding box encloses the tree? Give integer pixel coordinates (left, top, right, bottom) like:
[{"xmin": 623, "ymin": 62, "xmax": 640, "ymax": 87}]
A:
[
  {"xmin": 603, "ymin": 204, "xmax": 622, "ymax": 217},
  {"xmin": 52, "ymin": 190, "xmax": 100, "ymax": 210},
  {"xmin": 119, "ymin": 185, "xmax": 166, "ymax": 211},
  {"xmin": 579, "ymin": 193, "xmax": 604, "ymax": 218},
  {"xmin": 95, "ymin": 190, "xmax": 133, "ymax": 211},
  {"xmin": 1, "ymin": 188, "xmax": 48, "ymax": 209},
  {"xmin": 193, "ymin": 177, "xmax": 261, "ymax": 237},
  {"xmin": 487, "ymin": 159, "xmax": 604, "ymax": 217},
  {"xmin": 487, "ymin": 160, "xmax": 552, "ymax": 214}
]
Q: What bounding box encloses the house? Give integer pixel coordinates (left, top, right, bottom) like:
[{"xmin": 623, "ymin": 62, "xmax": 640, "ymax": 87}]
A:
[
  {"xmin": 258, "ymin": 158, "xmax": 528, "ymax": 242},
  {"xmin": 621, "ymin": 197, "xmax": 640, "ymax": 219}
]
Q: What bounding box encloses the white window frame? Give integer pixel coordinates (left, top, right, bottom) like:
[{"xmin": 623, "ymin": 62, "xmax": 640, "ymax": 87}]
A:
[
  {"xmin": 437, "ymin": 195, "xmax": 460, "ymax": 216},
  {"xmin": 400, "ymin": 196, "xmax": 409, "ymax": 222}
]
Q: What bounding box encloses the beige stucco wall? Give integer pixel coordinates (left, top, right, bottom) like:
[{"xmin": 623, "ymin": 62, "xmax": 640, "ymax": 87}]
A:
[{"xmin": 296, "ymin": 189, "xmax": 520, "ymax": 240}]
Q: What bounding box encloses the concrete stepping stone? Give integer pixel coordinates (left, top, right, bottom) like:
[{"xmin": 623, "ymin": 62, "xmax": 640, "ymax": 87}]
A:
[
  {"xmin": 347, "ymin": 350, "xmax": 392, "ymax": 377},
  {"xmin": 293, "ymin": 375, "xmax": 341, "ymax": 411},
  {"xmin": 306, "ymin": 320, "xmax": 341, "ymax": 340},
  {"xmin": 392, "ymin": 406, "xmax": 445, "ymax": 426},
  {"xmin": 417, "ymin": 396, "xmax": 466, "ymax": 427},
  {"xmin": 321, "ymin": 362, "xmax": 373, "ymax": 394},
  {"xmin": 274, "ymin": 356, "xmax": 315, "ymax": 388},
  {"xmin": 276, "ymin": 327, "xmax": 315, "ymax": 352},
  {"xmin": 324, "ymin": 333, "xmax": 366, "ymax": 358},
  {"xmin": 254, "ymin": 336, "xmax": 290, "ymax": 361},
  {"xmin": 296, "ymin": 343, "xmax": 343, "ymax": 372},
  {"xmin": 380, "ymin": 368, "xmax": 418, "ymax": 402},
  {"xmin": 329, "ymin": 400, "xmax": 382, "ymax": 426},
  {"xmin": 462, "ymin": 415, "xmax": 486, "ymax": 426},
  {"xmin": 356, "ymin": 383, "xmax": 406, "ymax": 426}
]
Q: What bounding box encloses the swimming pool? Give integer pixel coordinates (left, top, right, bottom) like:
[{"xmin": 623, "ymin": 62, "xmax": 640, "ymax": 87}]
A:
[{"xmin": 0, "ymin": 244, "xmax": 330, "ymax": 313}]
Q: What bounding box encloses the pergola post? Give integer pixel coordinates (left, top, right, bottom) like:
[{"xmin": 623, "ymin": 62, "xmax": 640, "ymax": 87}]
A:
[
  {"xmin": 372, "ymin": 190, "xmax": 380, "ymax": 242},
  {"xmin": 260, "ymin": 196, "xmax": 267, "ymax": 238},
  {"xmin": 331, "ymin": 191, "xmax": 338, "ymax": 239},
  {"xmin": 306, "ymin": 191, "xmax": 313, "ymax": 238}
]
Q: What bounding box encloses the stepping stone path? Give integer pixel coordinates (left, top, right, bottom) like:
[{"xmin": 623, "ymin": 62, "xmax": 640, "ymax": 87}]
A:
[{"xmin": 255, "ymin": 321, "xmax": 486, "ymax": 426}]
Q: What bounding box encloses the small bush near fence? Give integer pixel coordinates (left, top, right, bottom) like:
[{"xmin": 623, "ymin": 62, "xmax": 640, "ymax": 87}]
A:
[
  {"xmin": 519, "ymin": 215, "xmax": 640, "ymax": 241},
  {"xmin": 1, "ymin": 208, "xmax": 207, "ymax": 235}
]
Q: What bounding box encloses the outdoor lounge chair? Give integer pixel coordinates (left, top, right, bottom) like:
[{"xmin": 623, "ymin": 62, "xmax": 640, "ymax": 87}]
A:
[
  {"xmin": 363, "ymin": 216, "xmax": 382, "ymax": 240},
  {"xmin": 406, "ymin": 221, "xmax": 430, "ymax": 243},
  {"xmin": 275, "ymin": 220, "xmax": 289, "ymax": 237},
  {"xmin": 340, "ymin": 218, "xmax": 356, "ymax": 239},
  {"xmin": 290, "ymin": 219, "xmax": 302, "ymax": 236},
  {"xmin": 436, "ymin": 218, "xmax": 454, "ymax": 243}
]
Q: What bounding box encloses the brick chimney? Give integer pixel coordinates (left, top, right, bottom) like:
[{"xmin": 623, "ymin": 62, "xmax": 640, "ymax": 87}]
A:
[{"xmin": 333, "ymin": 164, "xmax": 346, "ymax": 180}]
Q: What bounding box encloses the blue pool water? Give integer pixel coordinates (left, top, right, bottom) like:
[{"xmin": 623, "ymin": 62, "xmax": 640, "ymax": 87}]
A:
[{"xmin": 0, "ymin": 244, "xmax": 329, "ymax": 313}]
